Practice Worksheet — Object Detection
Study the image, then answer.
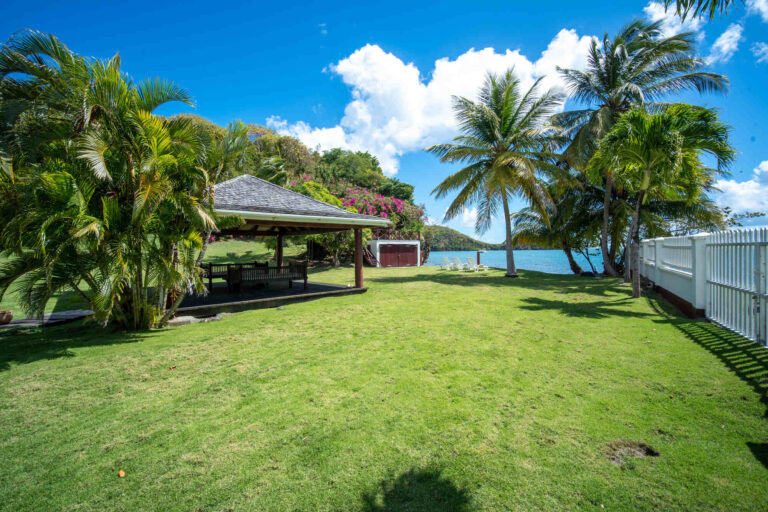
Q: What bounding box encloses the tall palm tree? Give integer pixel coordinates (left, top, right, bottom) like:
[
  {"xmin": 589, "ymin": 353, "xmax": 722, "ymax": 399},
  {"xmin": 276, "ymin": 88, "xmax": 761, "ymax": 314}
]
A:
[
  {"xmin": 427, "ymin": 69, "xmax": 564, "ymax": 277},
  {"xmin": 590, "ymin": 104, "xmax": 733, "ymax": 297},
  {"xmin": 554, "ymin": 20, "xmax": 728, "ymax": 276}
]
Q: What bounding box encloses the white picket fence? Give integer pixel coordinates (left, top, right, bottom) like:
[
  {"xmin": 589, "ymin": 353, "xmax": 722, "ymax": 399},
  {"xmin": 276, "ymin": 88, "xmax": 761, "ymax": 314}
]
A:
[{"xmin": 640, "ymin": 228, "xmax": 768, "ymax": 346}]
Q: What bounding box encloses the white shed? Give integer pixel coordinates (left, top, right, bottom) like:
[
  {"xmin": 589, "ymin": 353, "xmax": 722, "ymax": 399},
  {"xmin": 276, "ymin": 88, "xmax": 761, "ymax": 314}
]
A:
[{"xmin": 367, "ymin": 239, "xmax": 421, "ymax": 267}]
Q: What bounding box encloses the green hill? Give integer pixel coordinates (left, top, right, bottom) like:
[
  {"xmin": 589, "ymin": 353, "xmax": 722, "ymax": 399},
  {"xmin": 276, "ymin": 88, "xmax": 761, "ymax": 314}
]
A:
[{"xmin": 423, "ymin": 225, "xmax": 504, "ymax": 251}]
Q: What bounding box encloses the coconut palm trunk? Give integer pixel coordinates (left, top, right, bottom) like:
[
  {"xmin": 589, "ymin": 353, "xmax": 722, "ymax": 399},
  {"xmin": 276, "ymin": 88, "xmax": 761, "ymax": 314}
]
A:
[
  {"xmin": 600, "ymin": 176, "xmax": 618, "ymax": 276},
  {"xmin": 564, "ymin": 247, "xmax": 583, "ymax": 275},
  {"xmin": 501, "ymin": 192, "xmax": 518, "ymax": 277},
  {"xmin": 628, "ymin": 188, "xmax": 647, "ymax": 298}
]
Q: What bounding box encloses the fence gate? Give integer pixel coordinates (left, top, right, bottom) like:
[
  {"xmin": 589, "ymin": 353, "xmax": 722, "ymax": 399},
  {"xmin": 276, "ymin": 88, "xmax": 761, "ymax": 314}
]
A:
[{"xmin": 705, "ymin": 229, "xmax": 768, "ymax": 346}]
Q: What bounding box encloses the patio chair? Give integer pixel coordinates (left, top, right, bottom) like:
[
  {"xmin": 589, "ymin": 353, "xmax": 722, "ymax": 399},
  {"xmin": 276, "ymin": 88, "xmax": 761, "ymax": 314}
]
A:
[
  {"xmin": 441, "ymin": 256, "xmax": 455, "ymax": 270},
  {"xmin": 466, "ymin": 257, "xmax": 488, "ymax": 272},
  {"xmin": 452, "ymin": 257, "xmax": 469, "ymax": 271}
]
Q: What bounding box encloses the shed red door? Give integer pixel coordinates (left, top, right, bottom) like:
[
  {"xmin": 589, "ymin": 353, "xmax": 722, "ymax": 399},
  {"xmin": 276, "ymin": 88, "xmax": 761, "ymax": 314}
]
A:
[
  {"xmin": 379, "ymin": 244, "xmax": 398, "ymax": 267},
  {"xmin": 397, "ymin": 244, "xmax": 418, "ymax": 266},
  {"xmin": 379, "ymin": 244, "xmax": 418, "ymax": 267}
]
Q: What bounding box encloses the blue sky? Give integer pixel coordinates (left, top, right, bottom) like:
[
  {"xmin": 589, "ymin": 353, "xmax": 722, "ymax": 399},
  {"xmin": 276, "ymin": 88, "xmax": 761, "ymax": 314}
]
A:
[{"xmin": 3, "ymin": 0, "xmax": 767, "ymax": 242}]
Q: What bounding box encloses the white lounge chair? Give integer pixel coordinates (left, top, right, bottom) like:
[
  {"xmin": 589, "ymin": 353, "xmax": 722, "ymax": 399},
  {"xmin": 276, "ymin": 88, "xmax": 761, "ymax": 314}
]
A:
[
  {"xmin": 452, "ymin": 257, "xmax": 469, "ymax": 271},
  {"xmin": 466, "ymin": 257, "xmax": 488, "ymax": 272},
  {"xmin": 441, "ymin": 257, "xmax": 454, "ymax": 270}
]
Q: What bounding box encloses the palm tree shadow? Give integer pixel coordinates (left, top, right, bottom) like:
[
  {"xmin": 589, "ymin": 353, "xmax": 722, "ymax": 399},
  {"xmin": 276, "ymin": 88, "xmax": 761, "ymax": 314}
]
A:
[
  {"xmin": 360, "ymin": 467, "xmax": 473, "ymax": 512},
  {"xmin": 0, "ymin": 322, "xmax": 148, "ymax": 372},
  {"xmin": 370, "ymin": 269, "xmax": 623, "ymax": 297},
  {"xmin": 517, "ymin": 295, "xmax": 652, "ymax": 319}
]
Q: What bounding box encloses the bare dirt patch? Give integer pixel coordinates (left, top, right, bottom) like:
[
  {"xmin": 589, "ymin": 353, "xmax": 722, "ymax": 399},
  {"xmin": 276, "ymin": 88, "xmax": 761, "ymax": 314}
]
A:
[{"xmin": 606, "ymin": 440, "xmax": 659, "ymax": 467}]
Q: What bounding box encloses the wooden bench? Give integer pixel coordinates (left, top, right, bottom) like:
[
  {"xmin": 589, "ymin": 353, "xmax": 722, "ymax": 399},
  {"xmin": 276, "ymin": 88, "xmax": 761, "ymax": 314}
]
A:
[
  {"xmin": 202, "ymin": 261, "xmax": 308, "ymax": 293},
  {"xmin": 202, "ymin": 261, "xmax": 266, "ymax": 289}
]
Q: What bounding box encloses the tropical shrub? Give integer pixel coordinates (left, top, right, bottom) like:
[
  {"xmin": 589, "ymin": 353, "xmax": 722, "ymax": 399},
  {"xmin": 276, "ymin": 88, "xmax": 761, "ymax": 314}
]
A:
[
  {"xmin": 0, "ymin": 31, "xmax": 244, "ymax": 329},
  {"xmin": 588, "ymin": 105, "xmax": 733, "ymax": 296},
  {"xmin": 289, "ymin": 180, "xmax": 344, "ymax": 207},
  {"xmin": 287, "ymin": 181, "xmax": 371, "ymax": 266}
]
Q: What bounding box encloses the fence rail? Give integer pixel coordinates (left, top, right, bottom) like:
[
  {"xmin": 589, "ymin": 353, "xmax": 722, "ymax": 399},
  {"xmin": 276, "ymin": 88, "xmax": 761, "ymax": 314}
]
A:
[{"xmin": 640, "ymin": 228, "xmax": 768, "ymax": 346}]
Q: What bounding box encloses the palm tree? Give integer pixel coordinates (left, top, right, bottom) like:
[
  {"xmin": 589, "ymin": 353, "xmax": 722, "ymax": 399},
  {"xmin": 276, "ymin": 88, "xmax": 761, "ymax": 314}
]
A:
[
  {"xmin": 554, "ymin": 20, "xmax": 728, "ymax": 276},
  {"xmin": 511, "ymin": 179, "xmax": 602, "ymax": 274},
  {"xmin": 255, "ymin": 156, "xmax": 289, "ymax": 185},
  {"xmin": 0, "ymin": 30, "xmax": 223, "ymax": 328},
  {"xmin": 590, "ymin": 104, "xmax": 733, "ymax": 297},
  {"xmin": 427, "ymin": 69, "xmax": 564, "ymax": 277},
  {"xmin": 193, "ymin": 120, "xmax": 249, "ymax": 269},
  {"xmin": 665, "ymin": 0, "xmax": 738, "ymax": 19}
]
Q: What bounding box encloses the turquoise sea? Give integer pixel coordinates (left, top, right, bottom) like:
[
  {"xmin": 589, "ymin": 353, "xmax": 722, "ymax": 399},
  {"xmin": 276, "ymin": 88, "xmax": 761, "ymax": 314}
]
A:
[{"xmin": 425, "ymin": 249, "xmax": 603, "ymax": 275}]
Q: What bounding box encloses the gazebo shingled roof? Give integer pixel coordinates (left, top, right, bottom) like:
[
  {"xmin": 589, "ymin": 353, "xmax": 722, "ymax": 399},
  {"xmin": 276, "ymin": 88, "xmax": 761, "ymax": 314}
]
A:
[
  {"xmin": 214, "ymin": 175, "xmax": 389, "ymax": 236},
  {"xmin": 212, "ymin": 175, "xmax": 390, "ymax": 289}
]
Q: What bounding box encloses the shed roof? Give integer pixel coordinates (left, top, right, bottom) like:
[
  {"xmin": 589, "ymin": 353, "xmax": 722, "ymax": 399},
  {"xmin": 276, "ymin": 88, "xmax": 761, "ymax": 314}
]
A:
[{"xmin": 213, "ymin": 175, "xmax": 390, "ymax": 235}]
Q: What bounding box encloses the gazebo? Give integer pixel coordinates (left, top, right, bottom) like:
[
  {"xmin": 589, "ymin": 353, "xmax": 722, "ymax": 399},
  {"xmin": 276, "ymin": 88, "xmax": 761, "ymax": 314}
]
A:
[{"xmin": 211, "ymin": 175, "xmax": 390, "ymax": 289}]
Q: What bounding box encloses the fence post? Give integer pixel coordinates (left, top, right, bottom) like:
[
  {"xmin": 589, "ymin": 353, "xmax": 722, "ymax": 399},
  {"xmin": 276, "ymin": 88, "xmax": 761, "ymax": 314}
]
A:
[
  {"xmin": 690, "ymin": 233, "xmax": 709, "ymax": 312},
  {"xmin": 653, "ymin": 237, "xmax": 665, "ymax": 285},
  {"xmin": 757, "ymin": 228, "xmax": 767, "ymax": 346}
]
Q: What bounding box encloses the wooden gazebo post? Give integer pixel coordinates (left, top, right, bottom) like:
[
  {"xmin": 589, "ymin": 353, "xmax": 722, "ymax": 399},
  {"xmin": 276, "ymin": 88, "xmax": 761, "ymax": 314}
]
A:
[
  {"xmin": 354, "ymin": 228, "xmax": 363, "ymax": 288},
  {"xmin": 276, "ymin": 231, "xmax": 283, "ymax": 268}
]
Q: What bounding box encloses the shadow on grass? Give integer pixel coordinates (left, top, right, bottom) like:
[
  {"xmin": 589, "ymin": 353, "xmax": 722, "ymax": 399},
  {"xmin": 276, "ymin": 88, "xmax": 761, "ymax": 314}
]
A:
[
  {"xmin": 747, "ymin": 442, "xmax": 768, "ymax": 472},
  {"xmin": 516, "ymin": 295, "xmax": 654, "ymax": 319},
  {"xmin": 369, "ymin": 268, "xmax": 625, "ymax": 297},
  {"xmin": 647, "ymin": 294, "xmax": 768, "ymax": 470},
  {"xmin": 360, "ymin": 467, "xmax": 473, "ymax": 512},
  {"xmin": 0, "ymin": 322, "xmax": 147, "ymax": 372},
  {"xmin": 648, "ymin": 296, "xmax": 768, "ymax": 418}
]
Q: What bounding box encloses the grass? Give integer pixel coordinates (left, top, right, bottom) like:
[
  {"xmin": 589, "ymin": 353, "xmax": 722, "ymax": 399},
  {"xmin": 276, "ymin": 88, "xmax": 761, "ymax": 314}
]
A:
[
  {"xmin": 0, "ymin": 239, "xmax": 301, "ymax": 318},
  {"xmin": 0, "ymin": 266, "xmax": 767, "ymax": 510},
  {"xmin": 200, "ymin": 238, "xmax": 305, "ymax": 264}
]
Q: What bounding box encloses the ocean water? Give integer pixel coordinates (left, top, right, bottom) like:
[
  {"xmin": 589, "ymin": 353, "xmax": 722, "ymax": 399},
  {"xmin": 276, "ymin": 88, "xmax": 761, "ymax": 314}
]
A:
[{"xmin": 425, "ymin": 249, "xmax": 603, "ymax": 275}]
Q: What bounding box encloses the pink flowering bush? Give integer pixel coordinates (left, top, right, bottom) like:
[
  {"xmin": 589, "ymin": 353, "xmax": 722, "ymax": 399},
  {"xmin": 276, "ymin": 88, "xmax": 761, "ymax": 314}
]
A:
[
  {"xmin": 284, "ymin": 181, "xmax": 426, "ymax": 264},
  {"xmin": 287, "ymin": 181, "xmax": 371, "ymax": 265},
  {"xmin": 341, "ymin": 187, "xmax": 424, "ymax": 240}
]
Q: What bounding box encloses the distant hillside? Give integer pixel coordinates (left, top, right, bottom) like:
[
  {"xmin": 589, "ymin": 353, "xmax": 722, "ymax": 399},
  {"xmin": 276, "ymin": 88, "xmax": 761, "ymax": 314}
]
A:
[{"xmin": 423, "ymin": 226, "xmax": 504, "ymax": 251}]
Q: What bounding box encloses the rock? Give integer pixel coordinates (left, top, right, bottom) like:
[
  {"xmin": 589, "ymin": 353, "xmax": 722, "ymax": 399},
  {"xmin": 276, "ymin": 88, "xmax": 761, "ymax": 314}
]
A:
[
  {"xmin": 167, "ymin": 314, "xmax": 222, "ymax": 327},
  {"xmin": 0, "ymin": 310, "xmax": 12, "ymax": 325}
]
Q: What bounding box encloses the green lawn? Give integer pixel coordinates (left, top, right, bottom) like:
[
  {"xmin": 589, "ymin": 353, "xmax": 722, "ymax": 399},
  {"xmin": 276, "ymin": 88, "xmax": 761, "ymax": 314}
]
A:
[
  {"xmin": 0, "ymin": 266, "xmax": 767, "ymax": 510},
  {"xmin": 0, "ymin": 239, "xmax": 302, "ymax": 318}
]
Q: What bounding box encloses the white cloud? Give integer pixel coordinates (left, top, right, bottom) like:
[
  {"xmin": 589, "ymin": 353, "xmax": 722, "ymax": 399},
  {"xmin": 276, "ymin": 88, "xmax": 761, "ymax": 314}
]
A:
[
  {"xmin": 460, "ymin": 207, "xmax": 478, "ymax": 228},
  {"xmin": 747, "ymin": 0, "xmax": 768, "ymax": 22},
  {"xmin": 714, "ymin": 161, "xmax": 768, "ymax": 212},
  {"xmin": 708, "ymin": 23, "xmax": 744, "ymax": 63},
  {"xmin": 752, "ymin": 42, "xmax": 768, "ymax": 63},
  {"xmin": 644, "ymin": 1, "xmax": 706, "ymax": 38},
  {"xmin": 267, "ymin": 29, "xmax": 595, "ymax": 175}
]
